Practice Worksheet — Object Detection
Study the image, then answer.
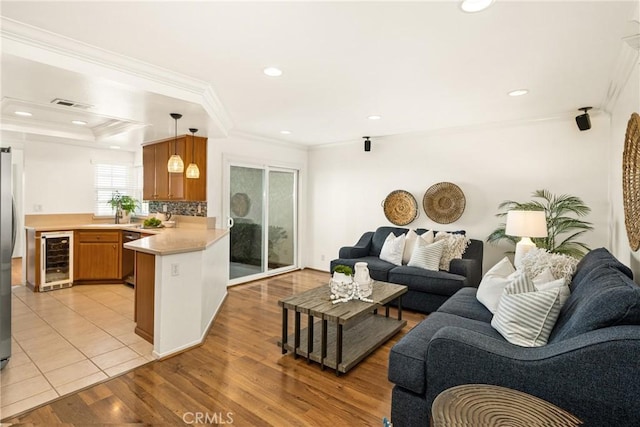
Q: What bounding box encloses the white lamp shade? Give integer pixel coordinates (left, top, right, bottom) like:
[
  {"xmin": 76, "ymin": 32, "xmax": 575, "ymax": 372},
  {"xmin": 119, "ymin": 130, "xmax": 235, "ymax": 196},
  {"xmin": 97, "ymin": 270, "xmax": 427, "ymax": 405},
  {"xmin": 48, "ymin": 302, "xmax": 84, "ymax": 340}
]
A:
[
  {"xmin": 505, "ymin": 210, "xmax": 548, "ymax": 238},
  {"xmin": 167, "ymin": 154, "xmax": 184, "ymax": 173},
  {"xmin": 185, "ymin": 163, "xmax": 200, "ymax": 179}
]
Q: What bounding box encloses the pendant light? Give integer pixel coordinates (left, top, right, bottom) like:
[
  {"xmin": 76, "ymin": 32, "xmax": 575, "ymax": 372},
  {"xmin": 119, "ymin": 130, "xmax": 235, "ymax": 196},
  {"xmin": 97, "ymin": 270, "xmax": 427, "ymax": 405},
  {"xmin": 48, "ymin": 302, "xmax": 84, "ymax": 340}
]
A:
[
  {"xmin": 185, "ymin": 128, "xmax": 200, "ymax": 179},
  {"xmin": 167, "ymin": 113, "xmax": 184, "ymax": 173}
]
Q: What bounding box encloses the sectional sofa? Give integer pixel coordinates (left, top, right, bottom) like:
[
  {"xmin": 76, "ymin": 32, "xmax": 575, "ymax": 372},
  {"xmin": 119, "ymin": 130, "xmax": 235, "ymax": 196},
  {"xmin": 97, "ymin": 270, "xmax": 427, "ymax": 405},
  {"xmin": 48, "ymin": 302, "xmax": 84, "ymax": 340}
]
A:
[
  {"xmin": 330, "ymin": 226, "xmax": 483, "ymax": 313},
  {"xmin": 387, "ymin": 248, "xmax": 640, "ymax": 426}
]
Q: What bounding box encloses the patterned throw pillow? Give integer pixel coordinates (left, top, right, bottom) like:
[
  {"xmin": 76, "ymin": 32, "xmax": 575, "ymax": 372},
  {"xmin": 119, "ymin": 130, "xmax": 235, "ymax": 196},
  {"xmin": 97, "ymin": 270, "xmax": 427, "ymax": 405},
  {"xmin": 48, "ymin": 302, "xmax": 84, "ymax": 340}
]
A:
[
  {"xmin": 379, "ymin": 232, "xmax": 406, "ymax": 266},
  {"xmin": 491, "ymin": 272, "xmax": 568, "ymax": 347},
  {"xmin": 520, "ymin": 248, "xmax": 578, "ymax": 283},
  {"xmin": 434, "ymin": 231, "xmax": 470, "ymax": 271},
  {"xmin": 403, "ymin": 230, "xmax": 434, "ymax": 264},
  {"xmin": 408, "ymin": 239, "xmax": 444, "ymax": 271}
]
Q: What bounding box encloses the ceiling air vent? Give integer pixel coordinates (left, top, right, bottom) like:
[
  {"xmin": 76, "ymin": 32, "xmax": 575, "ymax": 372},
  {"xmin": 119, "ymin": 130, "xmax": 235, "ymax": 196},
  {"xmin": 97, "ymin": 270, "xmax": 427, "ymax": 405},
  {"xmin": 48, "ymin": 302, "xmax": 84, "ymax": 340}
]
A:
[{"xmin": 50, "ymin": 98, "xmax": 93, "ymax": 109}]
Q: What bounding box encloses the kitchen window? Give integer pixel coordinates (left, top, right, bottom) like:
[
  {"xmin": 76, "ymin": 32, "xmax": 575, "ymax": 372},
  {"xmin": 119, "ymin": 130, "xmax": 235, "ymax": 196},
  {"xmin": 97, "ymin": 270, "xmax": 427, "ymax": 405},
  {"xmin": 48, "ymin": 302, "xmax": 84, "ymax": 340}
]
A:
[{"xmin": 94, "ymin": 163, "xmax": 136, "ymax": 216}]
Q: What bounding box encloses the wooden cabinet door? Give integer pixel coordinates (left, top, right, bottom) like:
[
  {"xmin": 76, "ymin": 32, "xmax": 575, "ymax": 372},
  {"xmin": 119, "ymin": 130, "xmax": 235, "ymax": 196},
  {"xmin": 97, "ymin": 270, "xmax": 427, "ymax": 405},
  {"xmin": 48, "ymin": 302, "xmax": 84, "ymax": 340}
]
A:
[
  {"xmin": 143, "ymin": 144, "xmax": 157, "ymax": 200},
  {"xmin": 135, "ymin": 251, "xmax": 155, "ymax": 343},
  {"xmin": 167, "ymin": 137, "xmax": 185, "ymax": 200},
  {"xmin": 76, "ymin": 243, "xmax": 120, "ymax": 280},
  {"xmin": 74, "ymin": 231, "xmax": 121, "ymax": 281},
  {"xmin": 184, "ymin": 135, "xmax": 207, "ymax": 201}
]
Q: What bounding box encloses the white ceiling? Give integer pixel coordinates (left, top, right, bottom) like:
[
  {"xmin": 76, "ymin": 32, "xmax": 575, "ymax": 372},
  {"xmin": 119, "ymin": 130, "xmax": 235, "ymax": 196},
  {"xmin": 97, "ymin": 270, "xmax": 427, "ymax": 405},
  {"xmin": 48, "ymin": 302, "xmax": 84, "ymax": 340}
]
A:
[{"xmin": 1, "ymin": 1, "xmax": 639, "ymax": 150}]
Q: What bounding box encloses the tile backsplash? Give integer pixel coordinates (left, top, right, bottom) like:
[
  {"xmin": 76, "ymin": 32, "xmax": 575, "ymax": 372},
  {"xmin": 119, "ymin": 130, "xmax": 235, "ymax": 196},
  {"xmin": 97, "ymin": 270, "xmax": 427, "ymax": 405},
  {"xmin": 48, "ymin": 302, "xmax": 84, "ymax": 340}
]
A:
[{"xmin": 148, "ymin": 201, "xmax": 207, "ymax": 217}]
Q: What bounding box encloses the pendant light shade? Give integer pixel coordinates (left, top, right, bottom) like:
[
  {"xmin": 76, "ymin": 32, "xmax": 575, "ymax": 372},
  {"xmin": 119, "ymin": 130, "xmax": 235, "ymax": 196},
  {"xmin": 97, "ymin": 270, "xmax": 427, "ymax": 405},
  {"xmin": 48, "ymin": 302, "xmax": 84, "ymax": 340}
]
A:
[
  {"xmin": 186, "ymin": 127, "xmax": 200, "ymax": 179},
  {"xmin": 167, "ymin": 113, "xmax": 184, "ymax": 173}
]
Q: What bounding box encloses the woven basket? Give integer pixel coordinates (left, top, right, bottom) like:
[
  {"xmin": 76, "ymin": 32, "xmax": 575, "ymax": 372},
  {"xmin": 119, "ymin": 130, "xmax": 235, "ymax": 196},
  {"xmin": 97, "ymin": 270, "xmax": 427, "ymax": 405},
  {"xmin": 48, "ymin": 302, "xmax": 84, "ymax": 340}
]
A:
[
  {"xmin": 423, "ymin": 182, "xmax": 465, "ymax": 224},
  {"xmin": 383, "ymin": 190, "xmax": 418, "ymax": 226},
  {"xmin": 623, "ymin": 113, "xmax": 640, "ymax": 251}
]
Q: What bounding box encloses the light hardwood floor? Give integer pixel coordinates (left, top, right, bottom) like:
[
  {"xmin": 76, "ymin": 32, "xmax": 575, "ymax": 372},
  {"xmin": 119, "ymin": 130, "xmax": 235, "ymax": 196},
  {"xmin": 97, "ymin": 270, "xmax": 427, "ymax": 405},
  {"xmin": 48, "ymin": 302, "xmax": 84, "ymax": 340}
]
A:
[{"xmin": 3, "ymin": 269, "xmax": 426, "ymax": 425}]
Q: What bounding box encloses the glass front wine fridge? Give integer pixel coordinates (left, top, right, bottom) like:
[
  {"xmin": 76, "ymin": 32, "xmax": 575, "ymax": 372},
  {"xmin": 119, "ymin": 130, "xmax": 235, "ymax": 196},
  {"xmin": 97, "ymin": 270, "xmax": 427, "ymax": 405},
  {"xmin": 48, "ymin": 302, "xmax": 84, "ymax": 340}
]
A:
[{"xmin": 40, "ymin": 231, "xmax": 74, "ymax": 291}]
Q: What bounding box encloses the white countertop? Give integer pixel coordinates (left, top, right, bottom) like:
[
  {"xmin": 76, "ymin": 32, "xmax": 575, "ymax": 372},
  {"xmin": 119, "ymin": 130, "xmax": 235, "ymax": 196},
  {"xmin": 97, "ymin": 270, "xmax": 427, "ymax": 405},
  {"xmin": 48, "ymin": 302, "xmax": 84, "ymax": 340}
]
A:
[
  {"xmin": 25, "ymin": 223, "xmax": 229, "ymax": 255},
  {"xmin": 123, "ymin": 228, "xmax": 229, "ymax": 256}
]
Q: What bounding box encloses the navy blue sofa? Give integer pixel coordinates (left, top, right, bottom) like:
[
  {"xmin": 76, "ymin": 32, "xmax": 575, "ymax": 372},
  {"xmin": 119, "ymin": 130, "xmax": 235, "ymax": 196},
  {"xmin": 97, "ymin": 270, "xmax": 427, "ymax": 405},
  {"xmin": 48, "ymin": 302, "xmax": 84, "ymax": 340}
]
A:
[
  {"xmin": 388, "ymin": 248, "xmax": 640, "ymax": 426},
  {"xmin": 330, "ymin": 226, "xmax": 483, "ymax": 313}
]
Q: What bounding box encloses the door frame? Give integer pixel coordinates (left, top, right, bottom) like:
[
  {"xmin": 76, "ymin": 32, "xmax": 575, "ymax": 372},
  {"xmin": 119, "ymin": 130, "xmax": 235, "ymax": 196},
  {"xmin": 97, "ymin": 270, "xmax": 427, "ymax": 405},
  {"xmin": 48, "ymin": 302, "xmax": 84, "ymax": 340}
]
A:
[{"xmin": 223, "ymin": 154, "xmax": 301, "ymax": 286}]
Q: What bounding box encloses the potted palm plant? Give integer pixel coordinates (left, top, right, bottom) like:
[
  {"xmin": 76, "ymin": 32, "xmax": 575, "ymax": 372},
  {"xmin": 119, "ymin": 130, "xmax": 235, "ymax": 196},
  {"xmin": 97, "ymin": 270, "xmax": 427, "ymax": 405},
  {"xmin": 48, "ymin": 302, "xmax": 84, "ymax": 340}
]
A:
[
  {"xmin": 487, "ymin": 189, "xmax": 593, "ymax": 258},
  {"xmin": 108, "ymin": 191, "xmax": 140, "ymax": 224}
]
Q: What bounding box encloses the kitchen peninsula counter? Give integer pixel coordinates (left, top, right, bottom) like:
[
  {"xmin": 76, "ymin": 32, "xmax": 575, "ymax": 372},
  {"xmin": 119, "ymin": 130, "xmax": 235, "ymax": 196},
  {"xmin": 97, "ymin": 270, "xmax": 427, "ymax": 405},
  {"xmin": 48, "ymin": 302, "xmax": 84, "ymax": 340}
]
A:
[
  {"xmin": 123, "ymin": 228, "xmax": 228, "ymax": 255},
  {"xmin": 24, "ymin": 213, "xmax": 230, "ymax": 359}
]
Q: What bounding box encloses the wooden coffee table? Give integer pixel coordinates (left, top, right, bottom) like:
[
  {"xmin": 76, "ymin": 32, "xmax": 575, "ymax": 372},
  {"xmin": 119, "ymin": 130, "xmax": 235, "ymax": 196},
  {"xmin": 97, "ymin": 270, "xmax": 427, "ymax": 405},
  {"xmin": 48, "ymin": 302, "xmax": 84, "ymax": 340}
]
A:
[{"xmin": 278, "ymin": 281, "xmax": 407, "ymax": 375}]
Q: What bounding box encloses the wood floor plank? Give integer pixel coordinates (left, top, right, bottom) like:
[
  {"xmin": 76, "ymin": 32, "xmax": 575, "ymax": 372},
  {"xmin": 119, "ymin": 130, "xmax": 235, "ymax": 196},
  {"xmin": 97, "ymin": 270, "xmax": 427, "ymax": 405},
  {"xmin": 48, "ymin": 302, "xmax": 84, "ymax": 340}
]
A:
[{"xmin": 3, "ymin": 269, "xmax": 425, "ymax": 425}]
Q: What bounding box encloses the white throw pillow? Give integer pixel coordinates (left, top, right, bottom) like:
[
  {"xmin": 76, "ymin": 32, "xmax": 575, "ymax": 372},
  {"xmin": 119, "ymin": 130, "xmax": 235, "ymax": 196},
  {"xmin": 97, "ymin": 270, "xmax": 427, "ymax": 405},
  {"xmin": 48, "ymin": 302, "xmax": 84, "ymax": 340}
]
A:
[
  {"xmin": 408, "ymin": 239, "xmax": 444, "ymax": 271},
  {"xmin": 491, "ymin": 272, "xmax": 566, "ymax": 347},
  {"xmin": 532, "ymin": 268, "xmax": 555, "ymax": 286},
  {"xmin": 379, "ymin": 232, "xmax": 406, "ymax": 266},
  {"xmin": 402, "ymin": 230, "xmax": 434, "ymax": 264},
  {"xmin": 535, "ymin": 277, "xmax": 570, "ymax": 306},
  {"xmin": 477, "ymin": 257, "xmax": 517, "ymax": 314},
  {"xmin": 402, "ymin": 229, "xmax": 418, "ymax": 265},
  {"xmin": 434, "ymin": 231, "xmax": 470, "ymax": 271}
]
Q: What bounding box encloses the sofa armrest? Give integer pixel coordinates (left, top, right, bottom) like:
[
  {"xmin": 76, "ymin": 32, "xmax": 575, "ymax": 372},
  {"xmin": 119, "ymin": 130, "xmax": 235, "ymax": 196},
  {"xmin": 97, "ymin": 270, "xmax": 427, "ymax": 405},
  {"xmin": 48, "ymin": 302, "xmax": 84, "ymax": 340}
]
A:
[
  {"xmin": 338, "ymin": 231, "xmax": 374, "ymax": 259},
  {"xmin": 449, "ymin": 258, "xmax": 481, "ymax": 287},
  {"xmin": 425, "ymin": 325, "xmax": 640, "ymax": 425}
]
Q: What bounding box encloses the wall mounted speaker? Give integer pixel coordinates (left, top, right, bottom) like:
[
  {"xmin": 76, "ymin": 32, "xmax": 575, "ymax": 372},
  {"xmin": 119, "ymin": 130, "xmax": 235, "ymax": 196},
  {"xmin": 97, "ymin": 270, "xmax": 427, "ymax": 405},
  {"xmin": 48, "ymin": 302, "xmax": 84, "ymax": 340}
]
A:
[
  {"xmin": 363, "ymin": 136, "xmax": 371, "ymax": 152},
  {"xmin": 575, "ymin": 107, "xmax": 592, "ymax": 131}
]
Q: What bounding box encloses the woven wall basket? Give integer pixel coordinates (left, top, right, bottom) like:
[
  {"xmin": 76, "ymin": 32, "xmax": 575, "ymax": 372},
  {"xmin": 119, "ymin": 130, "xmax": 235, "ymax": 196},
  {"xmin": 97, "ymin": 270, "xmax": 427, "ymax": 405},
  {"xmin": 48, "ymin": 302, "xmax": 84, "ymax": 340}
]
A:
[
  {"xmin": 383, "ymin": 190, "xmax": 418, "ymax": 226},
  {"xmin": 423, "ymin": 182, "xmax": 466, "ymax": 224},
  {"xmin": 623, "ymin": 112, "xmax": 640, "ymax": 251}
]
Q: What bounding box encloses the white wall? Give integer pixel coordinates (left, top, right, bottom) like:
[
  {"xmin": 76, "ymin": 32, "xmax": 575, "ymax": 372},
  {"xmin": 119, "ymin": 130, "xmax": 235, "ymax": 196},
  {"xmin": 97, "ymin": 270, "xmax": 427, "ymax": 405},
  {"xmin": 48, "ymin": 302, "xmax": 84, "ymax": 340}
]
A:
[
  {"xmin": 307, "ymin": 116, "xmax": 611, "ymax": 273},
  {"xmin": 609, "ymin": 50, "xmax": 640, "ymax": 276},
  {"xmin": 206, "ymin": 132, "xmax": 308, "ymax": 265},
  {"xmin": 23, "ymin": 140, "xmax": 134, "ymax": 214}
]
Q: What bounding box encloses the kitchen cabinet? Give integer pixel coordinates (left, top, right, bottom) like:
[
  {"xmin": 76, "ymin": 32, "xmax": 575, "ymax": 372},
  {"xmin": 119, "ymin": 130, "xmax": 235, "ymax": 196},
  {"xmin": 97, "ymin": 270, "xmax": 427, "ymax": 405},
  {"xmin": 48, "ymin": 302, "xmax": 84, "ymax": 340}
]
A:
[
  {"xmin": 184, "ymin": 134, "xmax": 207, "ymax": 201},
  {"xmin": 143, "ymin": 135, "xmax": 207, "ymax": 202},
  {"xmin": 25, "ymin": 229, "xmax": 41, "ymax": 291},
  {"xmin": 134, "ymin": 251, "xmax": 155, "ymax": 343},
  {"xmin": 74, "ymin": 230, "xmax": 121, "ymax": 281}
]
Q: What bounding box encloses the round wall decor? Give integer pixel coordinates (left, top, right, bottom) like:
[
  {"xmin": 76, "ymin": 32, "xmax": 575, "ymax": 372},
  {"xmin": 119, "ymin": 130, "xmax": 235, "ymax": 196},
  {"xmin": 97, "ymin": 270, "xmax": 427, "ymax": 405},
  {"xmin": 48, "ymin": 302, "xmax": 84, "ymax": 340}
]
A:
[
  {"xmin": 423, "ymin": 182, "xmax": 466, "ymax": 224},
  {"xmin": 230, "ymin": 192, "xmax": 251, "ymax": 217},
  {"xmin": 383, "ymin": 190, "xmax": 418, "ymax": 226},
  {"xmin": 623, "ymin": 112, "xmax": 640, "ymax": 251}
]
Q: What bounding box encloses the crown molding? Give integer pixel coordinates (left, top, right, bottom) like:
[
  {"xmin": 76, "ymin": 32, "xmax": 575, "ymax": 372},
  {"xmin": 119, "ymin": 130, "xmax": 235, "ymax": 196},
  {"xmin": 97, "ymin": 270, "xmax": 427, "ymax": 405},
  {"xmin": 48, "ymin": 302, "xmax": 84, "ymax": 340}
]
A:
[
  {"xmin": 0, "ymin": 17, "xmax": 233, "ymax": 135},
  {"xmin": 228, "ymin": 130, "xmax": 309, "ymax": 152}
]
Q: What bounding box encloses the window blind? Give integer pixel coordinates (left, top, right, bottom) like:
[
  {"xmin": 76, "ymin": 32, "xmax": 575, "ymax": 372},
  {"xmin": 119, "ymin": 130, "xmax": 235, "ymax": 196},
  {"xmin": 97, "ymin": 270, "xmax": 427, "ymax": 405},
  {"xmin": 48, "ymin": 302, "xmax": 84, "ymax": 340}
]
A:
[{"xmin": 94, "ymin": 163, "xmax": 134, "ymax": 216}]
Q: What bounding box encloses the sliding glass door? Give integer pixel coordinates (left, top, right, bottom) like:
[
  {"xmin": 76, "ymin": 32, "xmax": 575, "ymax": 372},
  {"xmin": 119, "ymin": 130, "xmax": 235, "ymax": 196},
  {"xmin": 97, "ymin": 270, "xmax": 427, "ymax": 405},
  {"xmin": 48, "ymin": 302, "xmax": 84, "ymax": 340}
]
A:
[{"xmin": 227, "ymin": 163, "xmax": 297, "ymax": 283}]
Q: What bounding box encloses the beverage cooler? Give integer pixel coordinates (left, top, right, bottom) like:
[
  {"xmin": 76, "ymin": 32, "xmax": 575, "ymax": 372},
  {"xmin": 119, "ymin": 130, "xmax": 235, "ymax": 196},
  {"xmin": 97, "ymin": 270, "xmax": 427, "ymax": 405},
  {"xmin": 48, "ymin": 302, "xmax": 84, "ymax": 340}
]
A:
[{"xmin": 40, "ymin": 231, "xmax": 73, "ymax": 291}]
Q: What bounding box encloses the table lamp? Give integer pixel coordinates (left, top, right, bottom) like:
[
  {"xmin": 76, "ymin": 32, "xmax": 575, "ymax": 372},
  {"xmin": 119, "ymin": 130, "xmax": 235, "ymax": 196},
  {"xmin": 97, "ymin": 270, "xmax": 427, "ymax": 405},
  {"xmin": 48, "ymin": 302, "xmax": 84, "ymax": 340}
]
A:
[{"xmin": 505, "ymin": 210, "xmax": 548, "ymax": 268}]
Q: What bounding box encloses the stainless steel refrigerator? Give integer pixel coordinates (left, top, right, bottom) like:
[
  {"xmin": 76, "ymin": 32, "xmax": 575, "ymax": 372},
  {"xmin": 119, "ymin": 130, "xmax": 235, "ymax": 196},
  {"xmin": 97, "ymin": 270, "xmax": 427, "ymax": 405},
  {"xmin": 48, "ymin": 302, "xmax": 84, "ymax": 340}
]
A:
[{"xmin": 1, "ymin": 146, "xmax": 16, "ymax": 370}]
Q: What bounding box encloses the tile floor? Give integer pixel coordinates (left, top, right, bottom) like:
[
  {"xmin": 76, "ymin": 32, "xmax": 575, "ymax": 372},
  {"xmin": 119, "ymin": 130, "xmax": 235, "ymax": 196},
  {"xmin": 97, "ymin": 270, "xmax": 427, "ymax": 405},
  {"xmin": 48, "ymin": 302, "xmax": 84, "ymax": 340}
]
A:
[{"xmin": 1, "ymin": 284, "xmax": 155, "ymax": 419}]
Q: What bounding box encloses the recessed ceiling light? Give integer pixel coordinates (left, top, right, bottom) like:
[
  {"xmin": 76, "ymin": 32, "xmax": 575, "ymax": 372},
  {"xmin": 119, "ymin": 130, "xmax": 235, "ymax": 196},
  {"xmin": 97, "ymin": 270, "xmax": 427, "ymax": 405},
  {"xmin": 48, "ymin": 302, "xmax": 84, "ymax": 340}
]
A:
[
  {"xmin": 280, "ymin": 130, "xmax": 292, "ymax": 135},
  {"xmin": 109, "ymin": 145, "xmax": 121, "ymax": 150},
  {"xmin": 72, "ymin": 120, "xmax": 88, "ymax": 125},
  {"xmin": 263, "ymin": 67, "xmax": 283, "ymax": 77},
  {"xmin": 15, "ymin": 111, "xmax": 32, "ymax": 117},
  {"xmin": 368, "ymin": 115, "xmax": 382, "ymax": 120},
  {"xmin": 508, "ymin": 89, "xmax": 529, "ymax": 97},
  {"xmin": 460, "ymin": 0, "xmax": 494, "ymax": 13}
]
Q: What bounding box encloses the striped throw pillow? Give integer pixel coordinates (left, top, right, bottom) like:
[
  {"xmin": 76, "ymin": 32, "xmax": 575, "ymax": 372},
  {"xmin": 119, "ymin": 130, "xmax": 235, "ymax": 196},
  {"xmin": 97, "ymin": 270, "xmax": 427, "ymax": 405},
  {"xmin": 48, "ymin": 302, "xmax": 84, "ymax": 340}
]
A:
[
  {"xmin": 408, "ymin": 239, "xmax": 444, "ymax": 271},
  {"xmin": 491, "ymin": 272, "xmax": 565, "ymax": 347}
]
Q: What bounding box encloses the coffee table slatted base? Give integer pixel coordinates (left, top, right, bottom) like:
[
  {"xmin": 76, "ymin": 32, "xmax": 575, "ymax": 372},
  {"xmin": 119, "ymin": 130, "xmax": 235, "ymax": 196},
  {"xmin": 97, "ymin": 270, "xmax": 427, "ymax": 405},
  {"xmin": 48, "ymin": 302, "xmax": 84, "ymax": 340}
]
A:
[{"xmin": 278, "ymin": 315, "xmax": 406, "ymax": 373}]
